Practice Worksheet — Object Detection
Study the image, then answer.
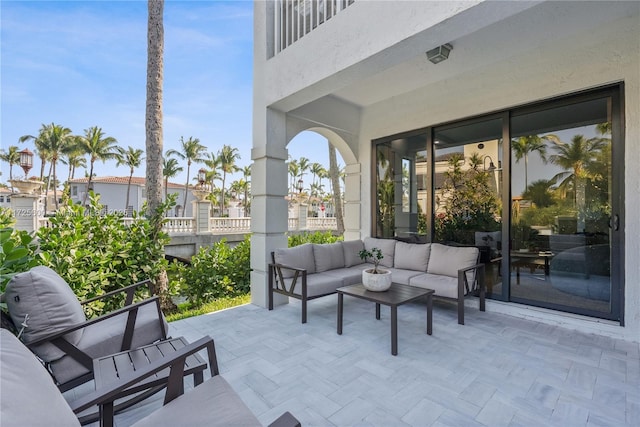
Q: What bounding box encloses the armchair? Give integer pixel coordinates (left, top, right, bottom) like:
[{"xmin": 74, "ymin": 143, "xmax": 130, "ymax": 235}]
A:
[{"xmin": 2, "ymin": 266, "xmax": 168, "ymax": 392}]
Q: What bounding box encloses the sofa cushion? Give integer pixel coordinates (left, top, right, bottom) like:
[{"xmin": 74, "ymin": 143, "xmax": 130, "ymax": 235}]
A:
[
  {"xmin": 0, "ymin": 330, "xmax": 81, "ymax": 427},
  {"xmin": 363, "ymin": 237, "xmax": 396, "ymax": 268},
  {"xmin": 323, "ymin": 267, "xmax": 365, "ymax": 287},
  {"xmin": 274, "ymin": 243, "xmax": 316, "ymax": 278},
  {"xmin": 281, "ymin": 273, "xmax": 343, "ymax": 298},
  {"xmin": 394, "ymin": 242, "xmax": 430, "ymax": 271},
  {"xmin": 409, "ymin": 273, "xmax": 459, "ymax": 299},
  {"xmin": 5, "ymin": 266, "xmax": 86, "ymax": 362},
  {"xmin": 313, "ymin": 243, "xmax": 345, "ymax": 272},
  {"xmin": 342, "ymin": 240, "xmax": 365, "ymax": 267},
  {"xmin": 387, "ymin": 268, "xmax": 424, "ymax": 286},
  {"xmin": 427, "ymin": 244, "xmax": 479, "ymax": 278},
  {"xmin": 48, "ymin": 301, "xmax": 169, "ymax": 386}
]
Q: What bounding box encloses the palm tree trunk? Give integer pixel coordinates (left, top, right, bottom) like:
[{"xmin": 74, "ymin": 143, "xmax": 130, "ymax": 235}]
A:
[
  {"xmin": 83, "ymin": 161, "xmax": 95, "ymax": 206},
  {"xmin": 146, "ymin": 0, "xmax": 175, "ymax": 312},
  {"xmin": 126, "ymin": 169, "xmax": 133, "ymax": 214},
  {"xmin": 220, "ymin": 173, "xmax": 226, "ymax": 216},
  {"xmin": 52, "ymin": 159, "xmax": 59, "ymax": 210},
  {"xmin": 183, "ymin": 162, "xmax": 190, "ymax": 216},
  {"xmin": 328, "ymin": 141, "xmax": 344, "ymax": 234}
]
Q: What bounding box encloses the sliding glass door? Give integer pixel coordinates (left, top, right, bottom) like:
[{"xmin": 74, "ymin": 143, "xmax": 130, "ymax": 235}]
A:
[{"xmin": 371, "ymin": 85, "xmax": 623, "ymax": 322}]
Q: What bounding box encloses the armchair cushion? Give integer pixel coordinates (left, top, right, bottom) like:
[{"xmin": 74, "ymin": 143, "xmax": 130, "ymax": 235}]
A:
[
  {"xmin": 394, "ymin": 242, "xmax": 430, "ymax": 271},
  {"xmin": 427, "ymin": 244, "xmax": 479, "ymax": 278},
  {"xmin": 5, "ymin": 266, "xmax": 86, "ymax": 362},
  {"xmin": 342, "ymin": 240, "xmax": 365, "ymax": 267},
  {"xmin": 364, "ymin": 237, "xmax": 396, "ymax": 268},
  {"xmin": 0, "ymin": 330, "xmax": 81, "ymax": 427},
  {"xmin": 313, "ymin": 243, "xmax": 345, "ymax": 272},
  {"xmin": 274, "ymin": 244, "xmax": 316, "ymax": 278},
  {"xmin": 49, "ymin": 300, "xmax": 169, "ymax": 386}
]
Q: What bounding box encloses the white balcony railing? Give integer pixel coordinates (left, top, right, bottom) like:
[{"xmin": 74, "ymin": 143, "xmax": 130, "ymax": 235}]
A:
[
  {"xmin": 35, "ymin": 215, "xmax": 336, "ymax": 235},
  {"xmin": 274, "ymin": 0, "xmax": 355, "ymax": 54},
  {"xmin": 209, "ymin": 217, "xmax": 251, "ymax": 233}
]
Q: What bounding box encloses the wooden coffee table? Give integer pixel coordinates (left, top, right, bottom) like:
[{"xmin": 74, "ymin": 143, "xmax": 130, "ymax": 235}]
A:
[{"xmin": 337, "ymin": 283, "xmax": 434, "ymax": 356}]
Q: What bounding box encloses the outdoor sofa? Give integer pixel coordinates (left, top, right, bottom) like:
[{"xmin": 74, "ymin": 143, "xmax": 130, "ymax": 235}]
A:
[{"xmin": 269, "ymin": 237, "xmax": 485, "ymax": 324}]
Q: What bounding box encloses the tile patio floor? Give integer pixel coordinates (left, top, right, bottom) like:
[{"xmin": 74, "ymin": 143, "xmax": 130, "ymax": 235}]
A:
[{"xmin": 70, "ymin": 295, "xmax": 639, "ymax": 426}]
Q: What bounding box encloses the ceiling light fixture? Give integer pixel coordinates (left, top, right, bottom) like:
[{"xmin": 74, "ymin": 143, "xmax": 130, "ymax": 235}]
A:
[{"xmin": 426, "ymin": 43, "xmax": 452, "ymax": 64}]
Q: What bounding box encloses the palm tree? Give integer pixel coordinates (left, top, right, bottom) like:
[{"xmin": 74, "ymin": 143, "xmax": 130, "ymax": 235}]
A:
[
  {"xmin": 42, "ymin": 123, "xmax": 74, "ymax": 209},
  {"xmin": 288, "ymin": 159, "xmax": 299, "ymax": 194},
  {"xmin": 61, "ymin": 138, "xmax": 87, "ymax": 180},
  {"xmin": 511, "ymin": 135, "xmax": 556, "ymax": 189},
  {"xmin": 203, "ymin": 152, "xmax": 221, "ymax": 190},
  {"xmin": 116, "ymin": 146, "xmax": 145, "ymax": 213},
  {"xmin": 167, "ymin": 136, "xmax": 207, "ymax": 212},
  {"xmin": 549, "ymin": 134, "xmax": 607, "ymax": 230},
  {"xmin": 549, "ymin": 135, "xmax": 607, "ymax": 203},
  {"xmin": 0, "ymin": 146, "xmax": 20, "ymax": 181},
  {"xmin": 216, "ymin": 145, "xmax": 241, "ymax": 215},
  {"xmin": 77, "ymin": 126, "xmax": 119, "ymax": 205},
  {"xmin": 298, "ymin": 156, "xmax": 310, "ymax": 183},
  {"xmin": 310, "ymin": 162, "xmax": 324, "ymax": 189},
  {"xmin": 241, "ymin": 165, "xmax": 251, "ymax": 215},
  {"xmin": 162, "ymin": 156, "xmax": 183, "ymax": 199},
  {"xmin": 328, "ymin": 142, "xmax": 344, "ymax": 234}
]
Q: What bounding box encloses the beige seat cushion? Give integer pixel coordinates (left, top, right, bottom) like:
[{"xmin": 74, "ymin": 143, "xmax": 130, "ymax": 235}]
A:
[
  {"xmin": 409, "ymin": 273, "xmax": 459, "ymax": 299},
  {"xmin": 363, "ymin": 237, "xmax": 396, "ymax": 268},
  {"xmin": 342, "ymin": 240, "xmax": 365, "ymax": 267},
  {"xmin": 427, "ymin": 244, "xmax": 479, "ymax": 278},
  {"xmin": 0, "ymin": 330, "xmax": 81, "ymax": 427},
  {"xmin": 394, "ymin": 242, "xmax": 430, "ymax": 271},
  {"xmin": 313, "ymin": 242, "xmax": 345, "ymax": 272}
]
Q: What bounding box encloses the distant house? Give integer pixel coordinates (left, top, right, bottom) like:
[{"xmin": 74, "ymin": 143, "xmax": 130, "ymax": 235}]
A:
[
  {"xmin": 0, "ymin": 187, "xmax": 11, "ymax": 209},
  {"xmin": 68, "ymin": 177, "xmax": 196, "ymax": 217}
]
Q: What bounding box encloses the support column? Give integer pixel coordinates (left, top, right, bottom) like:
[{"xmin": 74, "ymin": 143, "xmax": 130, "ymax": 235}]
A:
[
  {"xmin": 191, "ymin": 199, "xmax": 211, "ymax": 233},
  {"xmin": 297, "ymin": 203, "xmax": 308, "ymax": 231},
  {"xmin": 10, "ymin": 194, "xmax": 43, "ymax": 233},
  {"xmin": 343, "ymin": 162, "xmax": 362, "ymax": 241},
  {"xmin": 250, "ymin": 108, "xmax": 289, "ymax": 308}
]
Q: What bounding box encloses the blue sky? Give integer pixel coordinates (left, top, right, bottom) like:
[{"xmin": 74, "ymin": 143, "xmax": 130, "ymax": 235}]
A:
[{"xmin": 1, "ymin": 0, "xmax": 330, "ymax": 187}]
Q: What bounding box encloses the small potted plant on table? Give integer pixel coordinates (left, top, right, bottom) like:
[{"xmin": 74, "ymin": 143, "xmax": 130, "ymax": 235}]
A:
[{"xmin": 359, "ymin": 247, "xmax": 392, "ymax": 291}]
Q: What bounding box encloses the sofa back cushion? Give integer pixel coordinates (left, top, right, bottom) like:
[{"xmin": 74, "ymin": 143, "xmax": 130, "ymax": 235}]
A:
[
  {"xmin": 342, "ymin": 240, "xmax": 365, "ymax": 267},
  {"xmin": 427, "ymin": 244, "xmax": 479, "ymax": 278},
  {"xmin": 363, "ymin": 237, "xmax": 396, "ymax": 268},
  {"xmin": 394, "ymin": 242, "xmax": 430, "ymax": 271},
  {"xmin": 313, "ymin": 243, "xmax": 345, "ymax": 272},
  {"xmin": 273, "ymin": 243, "xmax": 316, "ymax": 278},
  {"xmin": 0, "ymin": 329, "xmax": 81, "ymax": 426},
  {"xmin": 5, "ymin": 266, "xmax": 86, "ymax": 362}
]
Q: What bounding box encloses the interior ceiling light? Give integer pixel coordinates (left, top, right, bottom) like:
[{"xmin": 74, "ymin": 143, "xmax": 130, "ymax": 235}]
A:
[{"xmin": 426, "ymin": 43, "xmax": 452, "ymax": 64}]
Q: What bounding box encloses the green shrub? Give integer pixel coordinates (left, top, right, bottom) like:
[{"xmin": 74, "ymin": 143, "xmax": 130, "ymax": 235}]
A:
[
  {"xmin": 172, "ymin": 236, "xmax": 251, "ymax": 307},
  {"xmin": 288, "ymin": 231, "xmax": 342, "ymax": 247},
  {"xmin": 37, "ymin": 194, "xmax": 171, "ymax": 317},
  {"xmin": 0, "ymin": 227, "xmax": 39, "ymax": 292}
]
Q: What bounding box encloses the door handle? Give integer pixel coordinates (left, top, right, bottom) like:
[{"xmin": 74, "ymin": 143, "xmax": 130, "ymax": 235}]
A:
[{"xmin": 611, "ymin": 214, "xmax": 620, "ymax": 231}]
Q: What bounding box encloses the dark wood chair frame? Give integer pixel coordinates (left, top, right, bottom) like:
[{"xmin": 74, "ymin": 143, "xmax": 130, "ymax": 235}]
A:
[
  {"xmin": 268, "ymin": 252, "xmax": 338, "ymax": 324},
  {"xmin": 2, "ymin": 279, "xmax": 167, "ymax": 392}
]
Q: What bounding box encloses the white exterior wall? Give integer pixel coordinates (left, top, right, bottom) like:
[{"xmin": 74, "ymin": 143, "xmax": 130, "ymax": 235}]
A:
[{"xmin": 253, "ymin": 0, "xmax": 640, "ymax": 341}]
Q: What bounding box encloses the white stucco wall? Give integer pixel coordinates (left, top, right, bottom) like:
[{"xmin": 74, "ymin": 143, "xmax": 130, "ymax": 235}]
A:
[
  {"xmin": 253, "ymin": 0, "xmax": 640, "ymax": 341},
  {"xmin": 357, "ymin": 7, "xmax": 639, "ymax": 342}
]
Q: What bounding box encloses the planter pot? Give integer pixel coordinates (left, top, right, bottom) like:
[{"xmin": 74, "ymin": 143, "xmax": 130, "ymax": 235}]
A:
[
  {"xmin": 362, "ymin": 268, "xmax": 392, "ymax": 292},
  {"xmin": 8, "ymin": 179, "xmax": 43, "ymax": 195}
]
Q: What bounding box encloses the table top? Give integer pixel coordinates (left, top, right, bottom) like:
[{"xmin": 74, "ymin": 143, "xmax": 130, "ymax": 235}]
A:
[
  {"xmin": 337, "ymin": 283, "xmax": 434, "ymax": 306},
  {"xmin": 93, "ymin": 336, "xmax": 207, "ymax": 394}
]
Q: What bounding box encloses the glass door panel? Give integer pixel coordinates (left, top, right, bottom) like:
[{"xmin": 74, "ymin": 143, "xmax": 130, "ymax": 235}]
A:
[
  {"xmin": 433, "ymin": 117, "xmax": 504, "ymax": 295},
  {"xmin": 509, "ymin": 96, "xmax": 614, "ymax": 317}
]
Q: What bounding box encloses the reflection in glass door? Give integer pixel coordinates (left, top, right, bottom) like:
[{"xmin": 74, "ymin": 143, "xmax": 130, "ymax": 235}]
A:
[
  {"xmin": 433, "ymin": 117, "xmax": 504, "ymax": 294},
  {"xmin": 509, "ymin": 95, "xmax": 616, "ymax": 318}
]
